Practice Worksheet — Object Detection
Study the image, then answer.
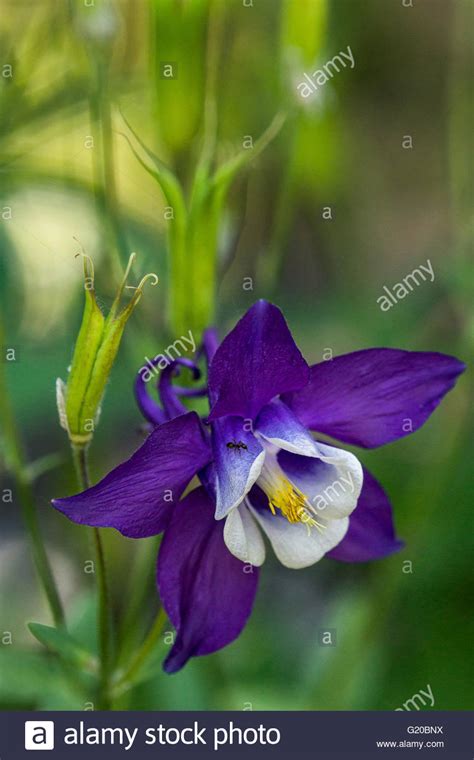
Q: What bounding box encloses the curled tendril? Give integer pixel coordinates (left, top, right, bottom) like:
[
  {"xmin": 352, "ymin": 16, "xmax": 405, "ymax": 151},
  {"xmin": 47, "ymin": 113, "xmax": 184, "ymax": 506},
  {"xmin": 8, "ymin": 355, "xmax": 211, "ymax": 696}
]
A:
[
  {"xmin": 73, "ymin": 237, "xmax": 95, "ymax": 283},
  {"xmin": 126, "ymin": 272, "xmax": 160, "ymax": 292},
  {"xmin": 106, "ymin": 252, "xmax": 158, "ymax": 319},
  {"xmin": 124, "ymin": 272, "xmax": 159, "ymax": 311}
]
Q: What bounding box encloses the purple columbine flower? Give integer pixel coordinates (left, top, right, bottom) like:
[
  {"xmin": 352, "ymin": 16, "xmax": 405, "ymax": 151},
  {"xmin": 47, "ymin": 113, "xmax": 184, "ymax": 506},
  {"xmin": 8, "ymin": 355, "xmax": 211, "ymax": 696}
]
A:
[{"xmin": 53, "ymin": 301, "xmax": 465, "ymax": 673}]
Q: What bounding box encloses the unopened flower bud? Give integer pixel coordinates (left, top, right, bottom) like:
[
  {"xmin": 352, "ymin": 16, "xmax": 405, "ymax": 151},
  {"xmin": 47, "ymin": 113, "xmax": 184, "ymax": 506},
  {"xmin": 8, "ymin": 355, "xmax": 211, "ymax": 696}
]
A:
[{"xmin": 57, "ymin": 250, "xmax": 158, "ymax": 447}]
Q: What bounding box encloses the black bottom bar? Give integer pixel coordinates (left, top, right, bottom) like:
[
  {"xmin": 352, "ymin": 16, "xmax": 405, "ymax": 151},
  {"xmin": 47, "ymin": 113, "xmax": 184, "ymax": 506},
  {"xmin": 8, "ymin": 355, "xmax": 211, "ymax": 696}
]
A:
[{"xmin": 2, "ymin": 710, "xmax": 473, "ymax": 759}]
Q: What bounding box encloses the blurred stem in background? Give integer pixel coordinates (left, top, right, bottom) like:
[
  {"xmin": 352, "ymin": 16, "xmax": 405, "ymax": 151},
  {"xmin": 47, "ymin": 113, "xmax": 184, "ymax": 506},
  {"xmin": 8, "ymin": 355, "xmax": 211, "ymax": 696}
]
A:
[
  {"xmin": 0, "ymin": 317, "xmax": 65, "ymax": 628},
  {"xmin": 150, "ymin": 0, "xmax": 208, "ymax": 179},
  {"xmin": 258, "ymin": 0, "xmax": 328, "ymax": 293},
  {"xmin": 448, "ymin": 0, "xmax": 474, "ymax": 342},
  {"xmin": 121, "ymin": 0, "xmax": 284, "ymax": 337},
  {"xmin": 74, "ymin": 0, "xmax": 128, "ymax": 277},
  {"xmin": 89, "ymin": 60, "xmax": 128, "ymax": 277}
]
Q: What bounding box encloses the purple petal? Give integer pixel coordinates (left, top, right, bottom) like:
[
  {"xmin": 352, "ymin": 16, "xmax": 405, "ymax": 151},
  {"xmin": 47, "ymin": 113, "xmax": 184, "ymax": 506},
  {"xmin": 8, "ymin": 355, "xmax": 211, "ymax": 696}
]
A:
[
  {"xmin": 212, "ymin": 417, "xmax": 264, "ymax": 519},
  {"xmin": 201, "ymin": 327, "xmax": 219, "ymax": 366},
  {"xmin": 283, "ymin": 348, "xmax": 465, "ymax": 448},
  {"xmin": 52, "ymin": 413, "xmax": 211, "ymax": 538},
  {"xmin": 134, "ymin": 361, "xmax": 166, "ymax": 425},
  {"xmin": 158, "ymin": 487, "xmax": 259, "ymax": 673},
  {"xmin": 208, "ymin": 301, "xmax": 309, "ymax": 421},
  {"xmin": 327, "ymin": 468, "xmax": 403, "ymax": 562}
]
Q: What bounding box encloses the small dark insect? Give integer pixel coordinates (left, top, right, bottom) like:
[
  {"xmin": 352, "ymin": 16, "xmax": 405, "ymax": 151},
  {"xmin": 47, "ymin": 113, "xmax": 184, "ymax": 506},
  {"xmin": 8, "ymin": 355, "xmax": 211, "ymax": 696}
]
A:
[{"xmin": 226, "ymin": 440, "xmax": 248, "ymax": 452}]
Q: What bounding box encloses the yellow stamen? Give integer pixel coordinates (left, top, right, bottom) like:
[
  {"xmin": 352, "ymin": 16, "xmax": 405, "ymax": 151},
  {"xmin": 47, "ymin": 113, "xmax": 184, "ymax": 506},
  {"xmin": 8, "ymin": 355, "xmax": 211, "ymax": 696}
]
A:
[
  {"xmin": 267, "ymin": 480, "xmax": 326, "ymax": 534},
  {"xmin": 258, "ymin": 455, "xmax": 326, "ymax": 535}
]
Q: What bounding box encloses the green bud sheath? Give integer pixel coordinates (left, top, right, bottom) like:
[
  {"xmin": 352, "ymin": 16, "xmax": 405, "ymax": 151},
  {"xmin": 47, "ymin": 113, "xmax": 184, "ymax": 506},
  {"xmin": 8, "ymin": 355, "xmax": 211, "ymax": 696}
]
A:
[
  {"xmin": 78, "ymin": 313, "xmax": 126, "ymax": 436},
  {"xmin": 65, "ymin": 256, "xmax": 105, "ymax": 443},
  {"xmin": 58, "ymin": 252, "xmax": 158, "ymax": 446}
]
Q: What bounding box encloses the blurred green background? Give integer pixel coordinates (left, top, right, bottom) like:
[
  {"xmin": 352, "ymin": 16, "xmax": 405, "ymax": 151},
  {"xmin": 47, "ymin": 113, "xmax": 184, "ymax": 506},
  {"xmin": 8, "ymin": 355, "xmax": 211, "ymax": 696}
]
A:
[{"xmin": 0, "ymin": 0, "xmax": 472, "ymax": 710}]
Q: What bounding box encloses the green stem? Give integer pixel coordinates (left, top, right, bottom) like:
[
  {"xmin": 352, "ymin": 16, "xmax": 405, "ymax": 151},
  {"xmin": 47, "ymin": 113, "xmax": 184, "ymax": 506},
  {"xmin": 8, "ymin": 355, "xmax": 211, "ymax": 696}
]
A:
[
  {"xmin": 256, "ymin": 119, "xmax": 298, "ymax": 294},
  {"xmin": 198, "ymin": 0, "xmax": 224, "ymax": 171},
  {"xmin": 116, "ymin": 536, "xmax": 160, "ymax": 663},
  {"xmin": 71, "ymin": 444, "xmax": 111, "ymax": 710},
  {"xmin": 114, "ymin": 608, "xmax": 167, "ymax": 694},
  {"xmin": 0, "ymin": 322, "xmax": 65, "ymax": 628}
]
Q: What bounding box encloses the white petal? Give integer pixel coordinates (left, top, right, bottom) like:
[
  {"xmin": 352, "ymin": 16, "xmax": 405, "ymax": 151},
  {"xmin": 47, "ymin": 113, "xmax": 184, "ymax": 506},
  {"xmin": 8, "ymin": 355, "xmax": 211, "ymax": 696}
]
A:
[
  {"xmin": 256, "ymin": 399, "xmax": 320, "ymax": 458},
  {"xmin": 313, "ymin": 442, "xmax": 363, "ymax": 517},
  {"xmin": 224, "ymin": 503, "xmax": 266, "ymax": 566},
  {"xmin": 280, "ymin": 443, "xmax": 363, "ymax": 520},
  {"xmin": 258, "ymin": 431, "xmax": 318, "ymax": 458},
  {"xmin": 250, "ymin": 506, "xmax": 349, "ymax": 569}
]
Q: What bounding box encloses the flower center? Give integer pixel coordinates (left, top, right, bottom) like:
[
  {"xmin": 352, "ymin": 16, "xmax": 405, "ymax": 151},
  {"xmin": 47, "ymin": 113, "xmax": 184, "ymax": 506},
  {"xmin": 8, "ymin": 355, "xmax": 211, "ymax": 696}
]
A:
[{"xmin": 257, "ymin": 452, "xmax": 325, "ymax": 534}]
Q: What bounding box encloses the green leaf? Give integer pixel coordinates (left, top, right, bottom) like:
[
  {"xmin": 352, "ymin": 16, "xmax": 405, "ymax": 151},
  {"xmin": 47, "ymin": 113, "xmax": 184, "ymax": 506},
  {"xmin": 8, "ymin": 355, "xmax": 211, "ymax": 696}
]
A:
[
  {"xmin": 118, "ymin": 110, "xmax": 187, "ymax": 222},
  {"xmin": 212, "ymin": 111, "xmax": 286, "ymax": 197},
  {"xmin": 28, "ymin": 623, "xmax": 97, "ymax": 673},
  {"xmin": 118, "ymin": 111, "xmax": 189, "ymax": 332},
  {"xmin": 24, "ymin": 452, "xmax": 64, "ymax": 483}
]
